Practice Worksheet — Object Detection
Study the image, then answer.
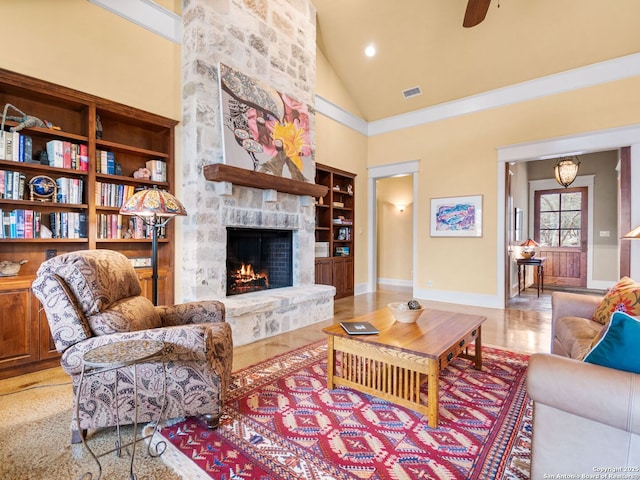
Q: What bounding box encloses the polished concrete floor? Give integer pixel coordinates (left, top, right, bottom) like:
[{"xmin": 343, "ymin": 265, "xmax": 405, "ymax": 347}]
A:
[{"xmin": 1, "ymin": 284, "xmax": 554, "ymax": 394}]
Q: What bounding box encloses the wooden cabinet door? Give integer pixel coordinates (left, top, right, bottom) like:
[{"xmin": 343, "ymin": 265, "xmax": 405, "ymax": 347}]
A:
[
  {"xmin": 315, "ymin": 258, "xmax": 332, "ymax": 286},
  {"xmin": 332, "ymin": 257, "xmax": 354, "ymax": 299},
  {"xmin": 0, "ymin": 287, "xmax": 38, "ymax": 369},
  {"xmin": 342, "ymin": 257, "xmax": 354, "ymax": 297},
  {"xmin": 136, "ymin": 269, "xmax": 172, "ymax": 306}
]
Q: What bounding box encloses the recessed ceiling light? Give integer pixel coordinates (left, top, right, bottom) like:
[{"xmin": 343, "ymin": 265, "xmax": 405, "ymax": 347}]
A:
[{"xmin": 364, "ymin": 44, "xmax": 376, "ymax": 57}]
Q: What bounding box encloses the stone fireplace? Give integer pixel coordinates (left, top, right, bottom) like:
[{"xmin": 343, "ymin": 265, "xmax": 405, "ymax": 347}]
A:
[
  {"xmin": 226, "ymin": 227, "xmax": 293, "ymax": 296},
  {"xmin": 179, "ymin": 0, "xmax": 333, "ymax": 348}
]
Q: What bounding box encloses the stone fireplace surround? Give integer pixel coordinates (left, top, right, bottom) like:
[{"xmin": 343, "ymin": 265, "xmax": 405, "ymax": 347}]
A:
[
  {"xmin": 180, "ymin": 0, "xmax": 331, "ymax": 348},
  {"xmin": 206, "ymin": 179, "xmax": 334, "ymax": 347}
]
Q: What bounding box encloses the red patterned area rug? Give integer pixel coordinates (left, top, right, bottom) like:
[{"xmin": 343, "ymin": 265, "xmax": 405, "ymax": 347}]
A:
[{"xmin": 147, "ymin": 341, "xmax": 532, "ymax": 479}]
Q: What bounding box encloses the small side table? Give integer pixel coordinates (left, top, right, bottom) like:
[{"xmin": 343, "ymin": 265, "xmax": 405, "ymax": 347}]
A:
[
  {"xmin": 76, "ymin": 339, "xmax": 167, "ymax": 480},
  {"xmin": 517, "ymin": 257, "xmax": 546, "ymax": 297}
]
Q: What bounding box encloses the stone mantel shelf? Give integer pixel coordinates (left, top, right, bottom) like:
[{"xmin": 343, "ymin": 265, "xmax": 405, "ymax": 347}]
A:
[{"xmin": 203, "ymin": 164, "xmax": 329, "ymax": 197}]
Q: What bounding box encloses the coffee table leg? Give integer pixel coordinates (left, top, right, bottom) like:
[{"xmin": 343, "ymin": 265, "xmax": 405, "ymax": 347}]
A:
[
  {"xmin": 474, "ymin": 326, "xmax": 482, "ymax": 370},
  {"xmin": 326, "ymin": 336, "xmax": 335, "ymax": 390},
  {"xmin": 427, "ymin": 359, "xmax": 439, "ymax": 428}
]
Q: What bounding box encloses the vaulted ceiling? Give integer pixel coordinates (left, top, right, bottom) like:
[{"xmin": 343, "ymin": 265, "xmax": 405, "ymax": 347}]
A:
[{"xmin": 313, "ymin": 0, "xmax": 640, "ymax": 121}]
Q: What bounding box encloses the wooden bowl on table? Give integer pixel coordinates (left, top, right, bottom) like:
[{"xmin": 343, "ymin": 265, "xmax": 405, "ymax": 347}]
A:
[{"xmin": 387, "ymin": 302, "xmax": 425, "ymax": 324}]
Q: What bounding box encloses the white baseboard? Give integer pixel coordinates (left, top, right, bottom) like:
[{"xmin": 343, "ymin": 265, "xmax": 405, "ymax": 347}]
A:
[
  {"xmin": 413, "ymin": 288, "xmax": 503, "ymax": 309},
  {"xmin": 377, "ymin": 278, "xmax": 413, "ymax": 287}
]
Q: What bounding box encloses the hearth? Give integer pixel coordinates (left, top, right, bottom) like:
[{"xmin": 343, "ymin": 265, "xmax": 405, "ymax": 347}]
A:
[{"xmin": 226, "ymin": 227, "xmax": 293, "ymax": 296}]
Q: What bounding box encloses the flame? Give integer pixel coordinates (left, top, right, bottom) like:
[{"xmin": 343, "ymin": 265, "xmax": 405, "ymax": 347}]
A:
[{"xmin": 234, "ymin": 263, "xmax": 269, "ymax": 288}]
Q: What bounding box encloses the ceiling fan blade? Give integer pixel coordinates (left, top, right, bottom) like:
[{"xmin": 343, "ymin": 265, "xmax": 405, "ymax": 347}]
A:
[{"xmin": 463, "ymin": 0, "xmax": 491, "ymax": 28}]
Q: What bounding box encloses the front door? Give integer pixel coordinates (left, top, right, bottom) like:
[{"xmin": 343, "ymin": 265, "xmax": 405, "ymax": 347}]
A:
[{"xmin": 534, "ymin": 187, "xmax": 588, "ymax": 287}]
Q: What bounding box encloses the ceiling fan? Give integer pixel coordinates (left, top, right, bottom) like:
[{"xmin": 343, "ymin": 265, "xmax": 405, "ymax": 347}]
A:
[{"xmin": 463, "ymin": 0, "xmax": 492, "ymax": 28}]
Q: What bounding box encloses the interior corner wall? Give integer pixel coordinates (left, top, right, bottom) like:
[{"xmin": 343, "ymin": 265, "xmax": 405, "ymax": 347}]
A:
[{"xmin": 180, "ymin": 0, "xmax": 317, "ymax": 302}]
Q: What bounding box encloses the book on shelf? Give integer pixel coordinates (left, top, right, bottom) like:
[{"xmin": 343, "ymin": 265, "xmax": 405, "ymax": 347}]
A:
[
  {"xmin": 46, "ymin": 140, "xmax": 64, "ymax": 168},
  {"xmin": 78, "ymin": 144, "xmax": 89, "ymax": 171},
  {"xmin": 129, "ymin": 257, "xmax": 152, "ymax": 268},
  {"xmin": 22, "ymin": 135, "xmax": 32, "ymax": 162},
  {"xmin": 107, "ymin": 151, "xmax": 115, "ymax": 175}
]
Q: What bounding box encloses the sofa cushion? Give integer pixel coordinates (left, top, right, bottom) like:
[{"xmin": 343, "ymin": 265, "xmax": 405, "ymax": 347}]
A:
[
  {"xmin": 555, "ymin": 316, "xmax": 602, "ymax": 360},
  {"xmin": 584, "ymin": 311, "xmax": 640, "ymax": 374},
  {"xmin": 87, "ymin": 295, "xmax": 161, "ymax": 335},
  {"xmin": 592, "ymin": 277, "xmax": 640, "ymax": 325}
]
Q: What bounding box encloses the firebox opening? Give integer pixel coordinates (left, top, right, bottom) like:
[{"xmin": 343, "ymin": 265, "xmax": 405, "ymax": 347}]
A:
[{"xmin": 226, "ymin": 227, "xmax": 293, "ymax": 296}]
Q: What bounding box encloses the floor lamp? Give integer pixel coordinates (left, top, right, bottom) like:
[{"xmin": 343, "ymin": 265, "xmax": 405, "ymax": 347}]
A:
[{"xmin": 120, "ymin": 186, "xmax": 187, "ymax": 306}]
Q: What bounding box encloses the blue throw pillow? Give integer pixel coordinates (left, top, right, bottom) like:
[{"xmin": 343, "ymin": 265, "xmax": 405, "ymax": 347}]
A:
[{"xmin": 583, "ymin": 311, "xmax": 640, "ymax": 374}]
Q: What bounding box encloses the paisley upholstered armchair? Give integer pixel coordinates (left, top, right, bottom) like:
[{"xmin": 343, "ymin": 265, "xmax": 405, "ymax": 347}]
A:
[{"xmin": 32, "ymin": 249, "xmax": 233, "ymax": 443}]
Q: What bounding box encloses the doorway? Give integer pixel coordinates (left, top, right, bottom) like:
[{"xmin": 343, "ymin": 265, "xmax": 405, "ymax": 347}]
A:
[
  {"xmin": 367, "ymin": 160, "xmax": 419, "ymax": 293},
  {"xmin": 504, "ymin": 150, "xmax": 623, "ymax": 300}
]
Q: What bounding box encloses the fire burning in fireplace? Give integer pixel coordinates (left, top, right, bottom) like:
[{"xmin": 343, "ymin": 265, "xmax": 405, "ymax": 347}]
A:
[
  {"xmin": 226, "ymin": 227, "xmax": 292, "ymax": 296},
  {"xmin": 228, "ymin": 263, "xmax": 269, "ymax": 294}
]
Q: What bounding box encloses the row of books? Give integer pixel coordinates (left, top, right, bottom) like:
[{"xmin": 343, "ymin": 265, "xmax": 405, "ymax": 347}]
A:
[
  {"xmin": 0, "ymin": 170, "xmax": 84, "ymax": 203},
  {"xmin": 96, "ymin": 149, "xmax": 117, "ymax": 175},
  {"xmin": 95, "ymin": 182, "xmax": 136, "ymax": 208},
  {"xmin": 97, "ymin": 213, "xmax": 165, "ymax": 240},
  {"xmin": 146, "ymin": 159, "xmax": 167, "ymax": 182},
  {"xmin": 0, "ymin": 209, "xmax": 87, "ymax": 239},
  {"xmin": 46, "ymin": 140, "xmax": 89, "ymax": 170},
  {"xmin": 0, "ymin": 170, "xmax": 26, "ymax": 200},
  {"xmin": 0, "ymin": 132, "xmax": 33, "ymax": 162},
  {"xmin": 56, "ymin": 177, "xmax": 84, "ymax": 204}
]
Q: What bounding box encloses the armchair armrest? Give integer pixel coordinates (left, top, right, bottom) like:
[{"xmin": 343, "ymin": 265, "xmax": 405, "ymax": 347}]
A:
[
  {"xmin": 551, "ymin": 291, "xmax": 602, "ymax": 331},
  {"xmin": 60, "ymin": 322, "xmax": 229, "ymax": 376},
  {"xmin": 158, "ymin": 300, "xmax": 225, "ymax": 327},
  {"xmin": 527, "ymin": 353, "xmax": 640, "ymax": 434}
]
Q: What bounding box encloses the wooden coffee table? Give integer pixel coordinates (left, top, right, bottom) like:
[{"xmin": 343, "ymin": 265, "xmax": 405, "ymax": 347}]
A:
[{"xmin": 322, "ymin": 307, "xmax": 486, "ymax": 428}]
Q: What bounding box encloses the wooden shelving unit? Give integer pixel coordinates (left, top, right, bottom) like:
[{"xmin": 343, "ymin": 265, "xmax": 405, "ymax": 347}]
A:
[
  {"xmin": 0, "ymin": 69, "xmax": 177, "ymax": 379},
  {"xmin": 314, "ymin": 163, "xmax": 355, "ymax": 299}
]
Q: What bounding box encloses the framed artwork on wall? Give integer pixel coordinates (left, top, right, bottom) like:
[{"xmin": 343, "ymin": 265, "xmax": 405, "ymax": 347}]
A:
[{"xmin": 430, "ymin": 195, "xmax": 483, "ymax": 237}]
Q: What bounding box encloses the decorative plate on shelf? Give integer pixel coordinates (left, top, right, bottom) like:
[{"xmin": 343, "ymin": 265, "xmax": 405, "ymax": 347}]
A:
[{"xmin": 28, "ymin": 175, "xmax": 56, "ymax": 201}]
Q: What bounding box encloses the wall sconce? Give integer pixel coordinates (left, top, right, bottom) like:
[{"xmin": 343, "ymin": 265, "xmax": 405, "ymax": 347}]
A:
[
  {"xmin": 554, "ymin": 156, "xmax": 580, "ymax": 188},
  {"xmin": 396, "ymin": 204, "xmax": 406, "ymax": 213}
]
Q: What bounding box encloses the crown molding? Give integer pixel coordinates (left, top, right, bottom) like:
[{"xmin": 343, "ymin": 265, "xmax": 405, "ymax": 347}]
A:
[
  {"xmin": 87, "ymin": 0, "xmax": 181, "ymax": 44},
  {"xmin": 316, "ymin": 52, "xmax": 640, "ymax": 137},
  {"xmin": 314, "ymin": 95, "xmax": 368, "ymax": 135}
]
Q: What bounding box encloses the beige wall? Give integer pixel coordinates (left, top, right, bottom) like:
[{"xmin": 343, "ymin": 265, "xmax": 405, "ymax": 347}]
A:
[
  {"xmin": 365, "ymin": 76, "xmax": 640, "ymax": 296},
  {"xmin": 1, "ymin": 1, "xmax": 181, "ymax": 121}
]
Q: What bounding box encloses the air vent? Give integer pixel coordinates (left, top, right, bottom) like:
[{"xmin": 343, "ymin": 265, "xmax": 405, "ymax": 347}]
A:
[{"xmin": 402, "ymin": 86, "xmax": 422, "ymax": 99}]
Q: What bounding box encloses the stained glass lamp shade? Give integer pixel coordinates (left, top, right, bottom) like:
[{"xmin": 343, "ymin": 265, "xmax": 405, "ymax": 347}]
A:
[
  {"xmin": 120, "ymin": 187, "xmax": 187, "ymax": 305},
  {"xmin": 520, "ymin": 238, "xmax": 539, "ymax": 259}
]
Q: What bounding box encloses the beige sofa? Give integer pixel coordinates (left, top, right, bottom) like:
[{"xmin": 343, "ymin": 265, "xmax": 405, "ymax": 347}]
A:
[{"xmin": 527, "ymin": 291, "xmax": 640, "ymax": 477}]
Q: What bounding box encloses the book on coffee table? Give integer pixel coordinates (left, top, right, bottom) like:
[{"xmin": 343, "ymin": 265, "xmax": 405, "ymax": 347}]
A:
[{"xmin": 340, "ymin": 321, "xmax": 379, "ymax": 335}]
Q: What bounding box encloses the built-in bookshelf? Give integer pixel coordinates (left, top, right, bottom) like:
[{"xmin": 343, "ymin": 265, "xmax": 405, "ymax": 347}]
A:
[
  {"xmin": 314, "ymin": 163, "xmax": 355, "ymax": 299},
  {"xmin": 0, "ymin": 69, "xmax": 177, "ymax": 379}
]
